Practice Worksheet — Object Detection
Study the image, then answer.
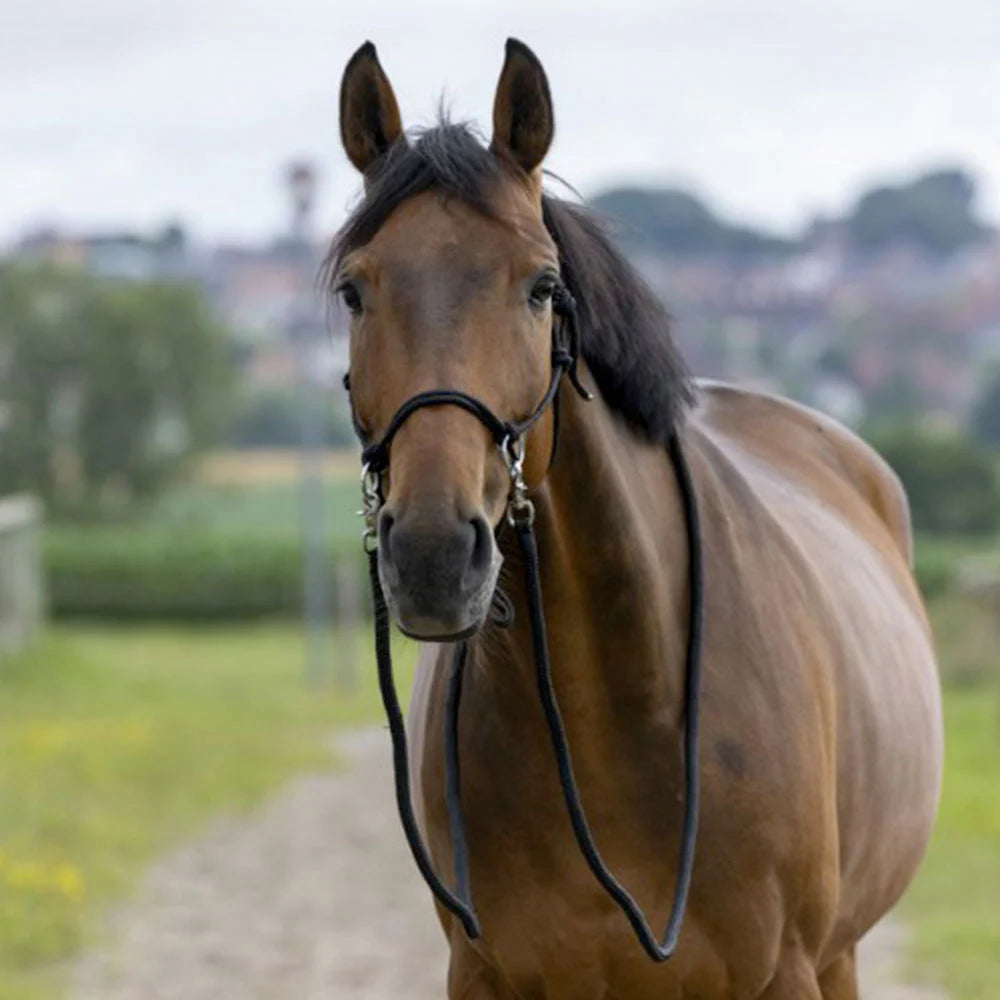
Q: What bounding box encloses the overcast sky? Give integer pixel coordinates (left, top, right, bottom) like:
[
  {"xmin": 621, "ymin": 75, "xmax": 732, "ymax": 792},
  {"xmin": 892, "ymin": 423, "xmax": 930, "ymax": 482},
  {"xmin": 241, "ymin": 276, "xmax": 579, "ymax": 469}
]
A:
[{"xmin": 2, "ymin": 0, "xmax": 998, "ymax": 246}]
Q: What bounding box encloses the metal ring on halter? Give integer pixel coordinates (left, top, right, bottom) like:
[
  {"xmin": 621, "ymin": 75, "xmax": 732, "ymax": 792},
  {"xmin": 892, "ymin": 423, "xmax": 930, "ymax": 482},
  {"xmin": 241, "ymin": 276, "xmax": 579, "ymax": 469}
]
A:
[
  {"xmin": 507, "ymin": 495, "xmax": 536, "ymax": 528},
  {"xmin": 502, "ymin": 435, "xmax": 536, "ymax": 527},
  {"xmin": 501, "ymin": 434, "xmax": 523, "ymax": 476},
  {"xmin": 360, "ymin": 462, "xmax": 382, "ymax": 553}
]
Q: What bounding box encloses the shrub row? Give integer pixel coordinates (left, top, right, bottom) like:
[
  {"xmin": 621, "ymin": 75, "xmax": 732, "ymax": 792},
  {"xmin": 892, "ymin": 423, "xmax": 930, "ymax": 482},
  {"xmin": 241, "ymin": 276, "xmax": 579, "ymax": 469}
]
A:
[
  {"xmin": 45, "ymin": 526, "xmax": 368, "ymax": 621},
  {"xmin": 864, "ymin": 425, "xmax": 1000, "ymax": 536},
  {"xmin": 913, "ymin": 543, "xmax": 956, "ymax": 598},
  {"xmin": 43, "ymin": 522, "xmax": 974, "ymax": 621}
]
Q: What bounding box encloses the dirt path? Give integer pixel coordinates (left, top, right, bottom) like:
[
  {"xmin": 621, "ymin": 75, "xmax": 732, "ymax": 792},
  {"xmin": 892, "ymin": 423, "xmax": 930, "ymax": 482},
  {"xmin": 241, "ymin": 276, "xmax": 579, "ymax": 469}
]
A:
[{"xmin": 71, "ymin": 728, "xmax": 944, "ymax": 1000}]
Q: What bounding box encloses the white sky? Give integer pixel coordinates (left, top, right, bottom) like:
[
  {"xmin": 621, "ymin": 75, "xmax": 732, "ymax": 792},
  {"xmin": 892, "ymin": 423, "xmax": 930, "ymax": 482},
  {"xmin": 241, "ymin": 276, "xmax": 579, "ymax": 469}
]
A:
[{"xmin": 2, "ymin": 0, "xmax": 998, "ymax": 245}]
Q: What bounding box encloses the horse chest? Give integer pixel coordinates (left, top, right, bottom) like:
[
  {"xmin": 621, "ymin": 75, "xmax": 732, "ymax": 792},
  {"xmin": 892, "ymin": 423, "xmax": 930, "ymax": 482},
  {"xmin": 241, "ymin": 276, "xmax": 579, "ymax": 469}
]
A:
[
  {"xmin": 450, "ymin": 897, "xmax": 755, "ymax": 1000},
  {"xmin": 422, "ymin": 726, "xmax": 783, "ymax": 999}
]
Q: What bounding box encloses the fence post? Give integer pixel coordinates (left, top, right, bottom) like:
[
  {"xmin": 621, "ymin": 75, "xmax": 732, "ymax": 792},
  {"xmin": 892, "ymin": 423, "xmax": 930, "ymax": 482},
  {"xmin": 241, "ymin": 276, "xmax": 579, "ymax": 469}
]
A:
[
  {"xmin": 0, "ymin": 495, "xmax": 44, "ymax": 664},
  {"xmin": 334, "ymin": 556, "xmax": 361, "ymax": 693}
]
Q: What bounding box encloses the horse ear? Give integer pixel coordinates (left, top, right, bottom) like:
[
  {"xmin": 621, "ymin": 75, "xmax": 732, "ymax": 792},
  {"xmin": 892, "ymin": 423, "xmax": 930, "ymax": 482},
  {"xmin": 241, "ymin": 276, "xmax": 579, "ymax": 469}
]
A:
[
  {"xmin": 339, "ymin": 41, "xmax": 404, "ymax": 174},
  {"xmin": 491, "ymin": 38, "xmax": 554, "ymax": 176}
]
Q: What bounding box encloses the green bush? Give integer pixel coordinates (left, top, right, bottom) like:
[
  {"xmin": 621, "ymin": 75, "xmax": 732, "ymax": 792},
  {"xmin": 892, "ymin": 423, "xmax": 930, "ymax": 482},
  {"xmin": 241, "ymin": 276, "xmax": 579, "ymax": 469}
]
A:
[
  {"xmin": 865, "ymin": 425, "xmax": 1000, "ymax": 535},
  {"xmin": 45, "ymin": 526, "xmax": 366, "ymax": 621},
  {"xmin": 913, "ymin": 544, "xmax": 956, "ymax": 598},
  {"xmin": 969, "ymin": 363, "xmax": 1000, "ymax": 449}
]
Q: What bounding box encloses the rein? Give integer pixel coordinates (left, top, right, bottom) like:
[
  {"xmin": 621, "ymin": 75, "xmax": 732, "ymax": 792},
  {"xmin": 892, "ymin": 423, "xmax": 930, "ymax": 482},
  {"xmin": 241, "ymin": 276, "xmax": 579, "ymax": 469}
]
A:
[{"xmin": 347, "ymin": 287, "xmax": 704, "ymax": 963}]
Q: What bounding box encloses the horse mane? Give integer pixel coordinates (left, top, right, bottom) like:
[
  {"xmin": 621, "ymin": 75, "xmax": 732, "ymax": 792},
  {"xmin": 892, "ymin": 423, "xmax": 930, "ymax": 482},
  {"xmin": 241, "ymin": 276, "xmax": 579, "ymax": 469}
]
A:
[{"xmin": 324, "ymin": 119, "xmax": 693, "ymax": 443}]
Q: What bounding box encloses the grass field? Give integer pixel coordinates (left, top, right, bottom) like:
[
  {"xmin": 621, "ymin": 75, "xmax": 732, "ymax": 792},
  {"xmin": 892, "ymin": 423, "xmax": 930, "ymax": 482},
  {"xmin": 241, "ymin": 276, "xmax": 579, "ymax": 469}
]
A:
[
  {"xmin": 144, "ymin": 474, "xmax": 361, "ymax": 543},
  {"xmin": 0, "ymin": 625, "xmax": 415, "ymax": 1000},
  {"xmin": 2, "ymin": 610, "xmax": 995, "ymax": 1000},
  {"xmin": 900, "ymin": 684, "xmax": 1000, "ymax": 1000},
  {"xmin": 902, "ymin": 595, "xmax": 1000, "ymax": 999},
  {"xmin": 4, "ymin": 448, "xmax": 998, "ymax": 999}
]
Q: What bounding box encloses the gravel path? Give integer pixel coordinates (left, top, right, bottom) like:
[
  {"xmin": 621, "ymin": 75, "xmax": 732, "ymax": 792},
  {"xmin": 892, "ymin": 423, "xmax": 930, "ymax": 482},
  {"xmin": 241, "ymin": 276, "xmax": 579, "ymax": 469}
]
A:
[{"xmin": 71, "ymin": 728, "xmax": 945, "ymax": 1000}]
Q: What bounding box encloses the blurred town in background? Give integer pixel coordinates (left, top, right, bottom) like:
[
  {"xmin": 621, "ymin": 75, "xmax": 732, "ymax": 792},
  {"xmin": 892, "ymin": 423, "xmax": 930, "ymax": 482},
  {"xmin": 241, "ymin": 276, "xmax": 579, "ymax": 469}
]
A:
[
  {"xmin": 1, "ymin": 149, "xmax": 997, "ymax": 1000},
  {"xmin": 4, "ymin": 160, "xmax": 1000, "ymax": 547},
  {"xmin": 10, "ymin": 163, "xmax": 1000, "ymax": 443}
]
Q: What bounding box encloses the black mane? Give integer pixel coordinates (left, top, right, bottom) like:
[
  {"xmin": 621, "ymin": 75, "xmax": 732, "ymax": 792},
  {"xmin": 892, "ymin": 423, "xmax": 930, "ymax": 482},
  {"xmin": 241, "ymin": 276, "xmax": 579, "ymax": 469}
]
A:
[{"xmin": 325, "ymin": 121, "xmax": 693, "ymax": 443}]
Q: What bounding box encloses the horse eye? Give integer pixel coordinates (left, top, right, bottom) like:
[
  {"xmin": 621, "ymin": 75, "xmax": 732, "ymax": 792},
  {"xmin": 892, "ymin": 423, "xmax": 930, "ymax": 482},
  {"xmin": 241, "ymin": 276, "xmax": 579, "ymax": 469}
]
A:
[
  {"xmin": 338, "ymin": 281, "xmax": 363, "ymax": 315},
  {"xmin": 529, "ymin": 275, "xmax": 557, "ymax": 308}
]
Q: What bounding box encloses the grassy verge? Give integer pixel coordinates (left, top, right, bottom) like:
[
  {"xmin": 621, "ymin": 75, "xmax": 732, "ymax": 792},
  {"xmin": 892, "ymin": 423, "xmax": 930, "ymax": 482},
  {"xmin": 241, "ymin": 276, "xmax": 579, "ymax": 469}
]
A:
[
  {"xmin": 900, "ymin": 685, "xmax": 1000, "ymax": 1000},
  {"xmin": 0, "ymin": 624, "xmax": 414, "ymax": 1000},
  {"xmin": 1, "ymin": 565, "xmax": 995, "ymax": 998},
  {"xmin": 898, "ymin": 599, "xmax": 1000, "ymax": 999}
]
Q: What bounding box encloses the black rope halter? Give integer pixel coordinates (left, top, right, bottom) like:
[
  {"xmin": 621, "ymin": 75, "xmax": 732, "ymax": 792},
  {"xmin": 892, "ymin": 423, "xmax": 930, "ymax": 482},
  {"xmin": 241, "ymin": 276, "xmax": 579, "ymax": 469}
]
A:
[{"xmin": 345, "ymin": 283, "xmax": 704, "ymax": 962}]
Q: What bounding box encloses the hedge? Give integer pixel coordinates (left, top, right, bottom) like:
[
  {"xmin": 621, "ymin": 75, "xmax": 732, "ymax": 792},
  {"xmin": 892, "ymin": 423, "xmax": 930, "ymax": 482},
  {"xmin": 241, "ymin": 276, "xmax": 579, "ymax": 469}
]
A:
[
  {"xmin": 913, "ymin": 543, "xmax": 956, "ymax": 599},
  {"xmin": 865, "ymin": 425, "xmax": 1000, "ymax": 536},
  {"xmin": 43, "ymin": 523, "xmax": 972, "ymax": 622},
  {"xmin": 45, "ymin": 526, "xmax": 367, "ymax": 621}
]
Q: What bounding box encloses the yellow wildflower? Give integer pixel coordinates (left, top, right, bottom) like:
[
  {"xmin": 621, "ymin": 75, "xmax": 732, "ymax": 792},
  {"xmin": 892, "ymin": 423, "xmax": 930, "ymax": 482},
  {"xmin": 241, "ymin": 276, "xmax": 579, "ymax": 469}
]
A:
[{"xmin": 53, "ymin": 863, "xmax": 85, "ymax": 902}]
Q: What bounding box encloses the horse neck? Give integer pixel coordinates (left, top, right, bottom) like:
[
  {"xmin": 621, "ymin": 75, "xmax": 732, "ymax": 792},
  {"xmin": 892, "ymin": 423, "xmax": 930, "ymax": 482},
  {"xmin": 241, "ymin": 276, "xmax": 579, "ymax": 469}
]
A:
[{"xmin": 488, "ymin": 386, "xmax": 691, "ymax": 727}]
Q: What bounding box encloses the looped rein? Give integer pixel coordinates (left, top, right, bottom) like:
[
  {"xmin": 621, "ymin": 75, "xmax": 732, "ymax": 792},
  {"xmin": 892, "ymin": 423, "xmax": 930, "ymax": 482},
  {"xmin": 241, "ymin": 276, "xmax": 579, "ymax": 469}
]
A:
[{"xmin": 347, "ymin": 283, "xmax": 704, "ymax": 963}]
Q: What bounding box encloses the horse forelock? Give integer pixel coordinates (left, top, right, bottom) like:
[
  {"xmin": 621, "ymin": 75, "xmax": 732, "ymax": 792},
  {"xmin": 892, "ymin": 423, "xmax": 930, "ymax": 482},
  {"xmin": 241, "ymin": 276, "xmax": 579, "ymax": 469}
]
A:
[{"xmin": 324, "ymin": 116, "xmax": 693, "ymax": 444}]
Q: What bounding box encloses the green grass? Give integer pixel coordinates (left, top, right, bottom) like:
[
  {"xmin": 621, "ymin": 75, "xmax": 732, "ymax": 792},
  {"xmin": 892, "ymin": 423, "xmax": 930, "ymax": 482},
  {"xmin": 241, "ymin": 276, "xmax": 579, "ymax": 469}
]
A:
[
  {"xmin": 0, "ymin": 624, "xmax": 414, "ymax": 1000},
  {"xmin": 928, "ymin": 594, "xmax": 1000, "ymax": 687},
  {"xmin": 143, "ymin": 478, "xmax": 362, "ymax": 543},
  {"xmin": 2, "ymin": 544, "xmax": 997, "ymax": 997},
  {"xmin": 898, "ymin": 598, "xmax": 1000, "ymax": 999},
  {"xmin": 900, "ymin": 686, "xmax": 1000, "ymax": 1000},
  {"xmin": 146, "ymin": 479, "xmax": 361, "ymax": 541}
]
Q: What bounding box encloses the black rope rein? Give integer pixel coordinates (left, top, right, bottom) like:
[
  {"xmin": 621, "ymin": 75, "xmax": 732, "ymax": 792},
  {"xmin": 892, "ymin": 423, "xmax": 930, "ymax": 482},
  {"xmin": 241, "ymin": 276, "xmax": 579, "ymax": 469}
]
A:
[{"xmin": 353, "ymin": 284, "xmax": 704, "ymax": 962}]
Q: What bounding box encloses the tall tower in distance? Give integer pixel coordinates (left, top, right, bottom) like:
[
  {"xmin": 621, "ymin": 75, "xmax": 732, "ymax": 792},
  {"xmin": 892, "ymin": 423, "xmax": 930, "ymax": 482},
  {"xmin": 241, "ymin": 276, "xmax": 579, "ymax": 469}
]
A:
[{"xmin": 285, "ymin": 160, "xmax": 318, "ymax": 247}]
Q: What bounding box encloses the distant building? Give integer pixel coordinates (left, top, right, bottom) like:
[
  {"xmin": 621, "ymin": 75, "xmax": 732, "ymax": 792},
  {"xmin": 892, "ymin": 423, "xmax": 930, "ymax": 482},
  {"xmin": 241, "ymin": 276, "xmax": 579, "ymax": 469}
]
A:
[{"xmin": 6, "ymin": 204, "xmax": 1000, "ymax": 427}]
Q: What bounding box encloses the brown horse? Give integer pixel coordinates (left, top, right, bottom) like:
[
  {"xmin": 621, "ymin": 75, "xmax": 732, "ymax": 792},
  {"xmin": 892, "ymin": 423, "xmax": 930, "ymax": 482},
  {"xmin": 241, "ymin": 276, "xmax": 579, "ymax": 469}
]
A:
[{"xmin": 331, "ymin": 39, "xmax": 943, "ymax": 1000}]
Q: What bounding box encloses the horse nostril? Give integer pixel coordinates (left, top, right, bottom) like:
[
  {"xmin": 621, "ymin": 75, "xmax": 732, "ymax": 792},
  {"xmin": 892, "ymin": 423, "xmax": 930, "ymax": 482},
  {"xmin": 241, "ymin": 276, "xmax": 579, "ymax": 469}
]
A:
[
  {"xmin": 378, "ymin": 511, "xmax": 396, "ymax": 561},
  {"xmin": 468, "ymin": 515, "xmax": 493, "ymax": 578}
]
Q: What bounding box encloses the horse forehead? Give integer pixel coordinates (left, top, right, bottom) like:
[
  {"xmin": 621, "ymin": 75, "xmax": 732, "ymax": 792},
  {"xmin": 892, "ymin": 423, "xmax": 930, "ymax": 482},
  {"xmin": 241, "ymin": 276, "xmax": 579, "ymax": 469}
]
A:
[
  {"xmin": 369, "ymin": 188, "xmax": 552, "ymax": 271},
  {"xmin": 374, "ymin": 201, "xmax": 510, "ymax": 271},
  {"xmin": 397, "ymin": 254, "xmax": 511, "ymax": 316},
  {"xmin": 374, "ymin": 211, "xmax": 517, "ymax": 321},
  {"xmin": 382, "ymin": 273, "xmax": 489, "ymax": 338},
  {"xmin": 360, "ymin": 192, "xmax": 555, "ymax": 325}
]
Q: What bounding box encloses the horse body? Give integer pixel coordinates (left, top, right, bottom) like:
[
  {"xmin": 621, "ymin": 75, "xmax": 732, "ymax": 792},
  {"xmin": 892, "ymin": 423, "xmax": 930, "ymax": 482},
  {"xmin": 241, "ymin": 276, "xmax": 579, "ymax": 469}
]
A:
[
  {"xmin": 410, "ymin": 381, "xmax": 942, "ymax": 998},
  {"xmin": 333, "ymin": 38, "xmax": 942, "ymax": 1000}
]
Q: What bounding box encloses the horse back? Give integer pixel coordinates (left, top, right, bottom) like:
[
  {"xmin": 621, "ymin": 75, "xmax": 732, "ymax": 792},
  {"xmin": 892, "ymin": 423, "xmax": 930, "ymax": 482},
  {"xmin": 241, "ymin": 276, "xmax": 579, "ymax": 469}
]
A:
[{"xmin": 693, "ymin": 379, "xmax": 914, "ymax": 571}]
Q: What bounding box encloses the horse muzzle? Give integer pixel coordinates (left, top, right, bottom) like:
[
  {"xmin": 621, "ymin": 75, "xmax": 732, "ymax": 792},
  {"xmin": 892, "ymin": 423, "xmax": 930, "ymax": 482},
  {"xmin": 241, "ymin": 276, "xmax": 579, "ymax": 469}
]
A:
[{"xmin": 376, "ymin": 508, "xmax": 500, "ymax": 641}]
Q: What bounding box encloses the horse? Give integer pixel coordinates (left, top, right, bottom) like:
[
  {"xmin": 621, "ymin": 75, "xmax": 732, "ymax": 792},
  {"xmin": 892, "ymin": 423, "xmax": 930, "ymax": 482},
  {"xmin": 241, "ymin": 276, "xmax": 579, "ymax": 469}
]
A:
[{"xmin": 330, "ymin": 38, "xmax": 943, "ymax": 1000}]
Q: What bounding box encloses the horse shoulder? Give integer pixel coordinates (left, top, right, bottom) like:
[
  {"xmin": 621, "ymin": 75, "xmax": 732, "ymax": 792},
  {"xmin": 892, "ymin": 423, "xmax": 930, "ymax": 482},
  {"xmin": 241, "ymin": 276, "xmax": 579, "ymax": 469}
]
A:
[{"xmin": 692, "ymin": 380, "xmax": 913, "ymax": 568}]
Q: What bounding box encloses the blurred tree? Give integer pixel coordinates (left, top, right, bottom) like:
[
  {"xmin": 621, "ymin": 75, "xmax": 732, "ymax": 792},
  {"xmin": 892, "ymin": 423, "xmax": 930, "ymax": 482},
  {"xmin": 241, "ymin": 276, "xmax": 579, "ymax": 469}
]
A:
[
  {"xmin": 969, "ymin": 365, "xmax": 1000, "ymax": 449},
  {"xmin": 816, "ymin": 345, "xmax": 853, "ymax": 379},
  {"xmin": 592, "ymin": 187, "xmax": 793, "ymax": 257},
  {"xmin": 847, "ymin": 169, "xmax": 986, "ymax": 256},
  {"xmin": 0, "ymin": 262, "xmax": 232, "ymax": 514},
  {"xmin": 865, "ymin": 371, "xmax": 925, "ymax": 422},
  {"xmin": 592, "ymin": 167, "xmax": 989, "ymax": 260},
  {"xmin": 865, "ymin": 424, "xmax": 1000, "ymax": 535}
]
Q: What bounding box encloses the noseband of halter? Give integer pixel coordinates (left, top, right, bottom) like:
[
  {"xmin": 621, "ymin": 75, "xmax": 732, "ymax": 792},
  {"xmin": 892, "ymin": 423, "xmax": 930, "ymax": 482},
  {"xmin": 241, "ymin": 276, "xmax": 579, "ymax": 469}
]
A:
[{"xmin": 344, "ymin": 280, "xmax": 704, "ymax": 964}]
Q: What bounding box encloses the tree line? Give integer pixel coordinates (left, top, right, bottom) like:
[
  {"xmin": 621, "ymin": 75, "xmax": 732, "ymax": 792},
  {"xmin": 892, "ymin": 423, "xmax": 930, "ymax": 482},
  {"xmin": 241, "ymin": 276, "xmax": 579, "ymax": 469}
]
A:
[{"xmin": 593, "ymin": 167, "xmax": 991, "ymax": 259}]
